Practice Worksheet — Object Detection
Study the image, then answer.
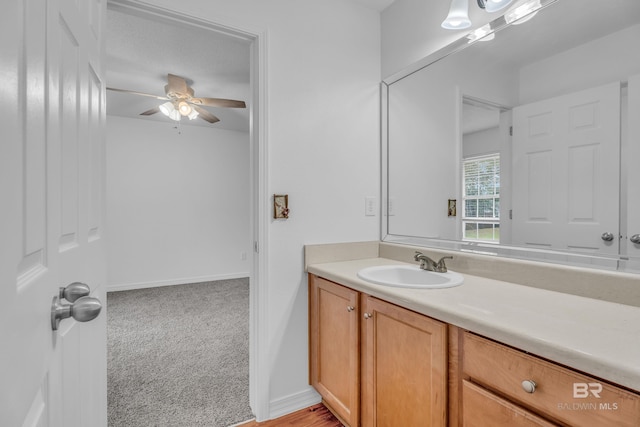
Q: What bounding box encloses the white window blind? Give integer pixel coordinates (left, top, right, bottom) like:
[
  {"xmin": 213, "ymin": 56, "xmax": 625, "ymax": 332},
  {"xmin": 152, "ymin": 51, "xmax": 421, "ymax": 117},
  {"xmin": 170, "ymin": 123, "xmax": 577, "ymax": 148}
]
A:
[{"xmin": 462, "ymin": 154, "xmax": 500, "ymax": 243}]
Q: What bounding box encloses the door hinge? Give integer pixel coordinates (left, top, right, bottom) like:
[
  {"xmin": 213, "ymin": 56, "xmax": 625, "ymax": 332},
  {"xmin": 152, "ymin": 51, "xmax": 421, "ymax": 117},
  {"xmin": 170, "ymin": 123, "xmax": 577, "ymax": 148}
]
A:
[
  {"xmin": 509, "ymin": 126, "xmax": 513, "ymax": 136},
  {"xmin": 509, "ymin": 209, "xmax": 513, "ymax": 220},
  {"xmin": 254, "ymin": 241, "xmax": 259, "ymax": 253}
]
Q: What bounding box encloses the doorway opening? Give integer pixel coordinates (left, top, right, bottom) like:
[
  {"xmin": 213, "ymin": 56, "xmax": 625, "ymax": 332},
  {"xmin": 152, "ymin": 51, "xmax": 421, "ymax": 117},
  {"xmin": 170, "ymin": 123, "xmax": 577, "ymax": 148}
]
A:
[{"xmin": 105, "ymin": 0, "xmax": 268, "ymax": 422}]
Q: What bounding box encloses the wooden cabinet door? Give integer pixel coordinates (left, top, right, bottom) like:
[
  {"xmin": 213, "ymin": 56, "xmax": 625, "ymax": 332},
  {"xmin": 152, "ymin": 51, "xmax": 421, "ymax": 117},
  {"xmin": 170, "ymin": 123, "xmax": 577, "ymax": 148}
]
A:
[
  {"xmin": 309, "ymin": 275, "xmax": 360, "ymax": 427},
  {"xmin": 361, "ymin": 296, "xmax": 447, "ymax": 427}
]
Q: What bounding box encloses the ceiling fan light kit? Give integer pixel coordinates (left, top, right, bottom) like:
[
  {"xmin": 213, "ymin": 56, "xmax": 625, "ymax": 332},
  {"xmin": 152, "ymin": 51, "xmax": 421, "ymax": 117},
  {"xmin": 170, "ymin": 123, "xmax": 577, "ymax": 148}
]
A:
[
  {"xmin": 107, "ymin": 73, "xmax": 246, "ymax": 124},
  {"xmin": 187, "ymin": 109, "xmax": 199, "ymax": 121},
  {"xmin": 178, "ymin": 101, "xmax": 192, "ymax": 115}
]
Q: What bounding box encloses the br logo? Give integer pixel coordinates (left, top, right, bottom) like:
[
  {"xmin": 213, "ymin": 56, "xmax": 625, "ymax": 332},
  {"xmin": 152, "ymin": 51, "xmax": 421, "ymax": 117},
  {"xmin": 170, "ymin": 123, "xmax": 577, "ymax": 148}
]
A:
[{"xmin": 573, "ymin": 382, "xmax": 603, "ymax": 398}]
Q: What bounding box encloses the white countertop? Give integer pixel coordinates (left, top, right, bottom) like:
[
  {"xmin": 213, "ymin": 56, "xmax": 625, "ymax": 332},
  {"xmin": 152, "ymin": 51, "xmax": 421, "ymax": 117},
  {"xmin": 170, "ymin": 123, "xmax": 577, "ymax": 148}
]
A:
[{"xmin": 307, "ymin": 257, "xmax": 640, "ymax": 392}]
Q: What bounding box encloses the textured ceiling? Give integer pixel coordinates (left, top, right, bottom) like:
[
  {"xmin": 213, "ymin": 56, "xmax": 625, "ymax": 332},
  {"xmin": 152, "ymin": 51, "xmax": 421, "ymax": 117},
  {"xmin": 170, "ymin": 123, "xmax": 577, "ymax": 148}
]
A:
[
  {"xmin": 106, "ymin": 8, "xmax": 251, "ymax": 131},
  {"xmin": 351, "ymin": 0, "xmax": 396, "ymax": 10}
]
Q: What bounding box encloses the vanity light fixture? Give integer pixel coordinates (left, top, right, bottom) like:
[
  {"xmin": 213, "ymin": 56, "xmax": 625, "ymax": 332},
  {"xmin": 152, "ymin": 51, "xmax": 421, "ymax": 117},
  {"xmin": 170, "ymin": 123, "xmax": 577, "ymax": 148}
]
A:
[
  {"xmin": 444, "ymin": 0, "xmax": 539, "ymax": 32},
  {"xmin": 504, "ymin": 0, "xmax": 542, "ymax": 25},
  {"xmin": 477, "ymin": 0, "xmax": 516, "ymax": 13},
  {"xmin": 467, "ymin": 24, "xmax": 495, "ymax": 42},
  {"xmin": 442, "ymin": 0, "xmax": 472, "ymax": 30}
]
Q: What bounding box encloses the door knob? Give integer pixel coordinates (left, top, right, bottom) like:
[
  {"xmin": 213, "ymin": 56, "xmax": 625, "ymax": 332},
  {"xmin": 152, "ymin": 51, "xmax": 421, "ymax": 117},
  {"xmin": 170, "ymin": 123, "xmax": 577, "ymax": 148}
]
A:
[
  {"xmin": 51, "ymin": 294, "xmax": 102, "ymax": 331},
  {"xmin": 631, "ymin": 234, "xmax": 640, "ymax": 245},
  {"xmin": 59, "ymin": 282, "xmax": 90, "ymax": 302},
  {"xmin": 601, "ymin": 232, "xmax": 615, "ymax": 242}
]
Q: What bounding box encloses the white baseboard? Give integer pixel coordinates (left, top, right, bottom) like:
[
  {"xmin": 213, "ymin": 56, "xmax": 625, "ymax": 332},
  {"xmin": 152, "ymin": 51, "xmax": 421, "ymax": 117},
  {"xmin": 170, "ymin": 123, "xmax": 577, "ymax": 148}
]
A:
[
  {"xmin": 107, "ymin": 272, "xmax": 250, "ymax": 292},
  {"xmin": 268, "ymin": 386, "xmax": 322, "ymax": 420}
]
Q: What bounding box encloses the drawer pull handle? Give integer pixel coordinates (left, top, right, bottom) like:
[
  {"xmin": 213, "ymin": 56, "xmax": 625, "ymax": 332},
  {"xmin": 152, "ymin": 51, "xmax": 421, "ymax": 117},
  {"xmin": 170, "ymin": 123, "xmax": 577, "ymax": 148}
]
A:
[{"xmin": 521, "ymin": 380, "xmax": 537, "ymax": 394}]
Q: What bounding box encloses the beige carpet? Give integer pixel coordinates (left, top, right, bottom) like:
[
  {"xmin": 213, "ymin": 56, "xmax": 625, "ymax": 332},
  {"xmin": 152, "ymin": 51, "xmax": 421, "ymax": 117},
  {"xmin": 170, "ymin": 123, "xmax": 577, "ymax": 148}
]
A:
[{"xmin": 107, "ymin": 278, "xmax": 253, "ymax": 426}]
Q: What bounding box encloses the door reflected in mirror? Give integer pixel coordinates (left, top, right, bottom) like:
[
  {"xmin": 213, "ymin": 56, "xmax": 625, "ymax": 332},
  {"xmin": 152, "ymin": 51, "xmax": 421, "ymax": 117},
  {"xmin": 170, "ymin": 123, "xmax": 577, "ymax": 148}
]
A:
[{"xmin": 383, "ymin": 0, "xmax": 640, "ymax": 271}]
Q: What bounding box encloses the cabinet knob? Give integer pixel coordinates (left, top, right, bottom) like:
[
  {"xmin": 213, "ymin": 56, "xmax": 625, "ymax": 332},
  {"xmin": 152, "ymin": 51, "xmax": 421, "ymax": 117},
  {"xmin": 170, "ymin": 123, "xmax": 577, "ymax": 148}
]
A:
[
  {"xmin": 521, "ymin": 379, "xmax": 537, "ymax": 394},
  {"xmin": 363, "ymin": 313, "xmax": 372, "ymax": 319},
  {"xmin": 631, "ymin": 234, "xmax": 640, "ymax": 245},
  {"xmin": 347, "ymin": 306, "xmax": 355, "ymax": 312}
]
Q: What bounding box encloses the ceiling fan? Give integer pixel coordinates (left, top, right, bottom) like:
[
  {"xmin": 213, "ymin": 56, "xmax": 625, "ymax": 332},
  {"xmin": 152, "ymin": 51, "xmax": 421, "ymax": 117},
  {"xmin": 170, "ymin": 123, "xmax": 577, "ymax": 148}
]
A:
[{"xmin": 107, "ymin": 73, "xmax": 246, "ymax": 124}]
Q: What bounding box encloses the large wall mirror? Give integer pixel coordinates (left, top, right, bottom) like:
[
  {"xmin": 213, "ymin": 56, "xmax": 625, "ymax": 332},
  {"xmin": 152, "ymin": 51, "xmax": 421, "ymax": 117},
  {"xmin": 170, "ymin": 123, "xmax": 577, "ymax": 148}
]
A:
[{"xmin": 382, "ymin": 0, "xmax": 640, "ymax": 272}]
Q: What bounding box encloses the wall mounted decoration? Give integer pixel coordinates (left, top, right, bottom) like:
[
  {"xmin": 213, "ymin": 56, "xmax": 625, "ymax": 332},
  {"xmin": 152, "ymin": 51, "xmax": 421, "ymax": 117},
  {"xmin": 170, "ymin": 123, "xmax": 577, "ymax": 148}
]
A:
[
  {"xmin": 274, "ymin": 194, "xmax": 289, "ymax": 219},
  {"xmin": 448, "ymin": 199, "xmax": 457, "ymax": 217}
]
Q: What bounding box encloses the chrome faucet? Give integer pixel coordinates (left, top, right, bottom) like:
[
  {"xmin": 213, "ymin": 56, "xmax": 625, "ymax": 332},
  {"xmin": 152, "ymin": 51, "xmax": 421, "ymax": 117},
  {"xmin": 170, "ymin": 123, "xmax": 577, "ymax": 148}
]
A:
[
  {"xmin": 414, "ymin": 252, "xmax": 437, "ymax": 271},
  {"xmin": 414, "ymin": 252, "xmax": 453, "ymax": 273},
  {"xmin": 435, "ymin": 256, "xmax": 453, "ymax": 273}
]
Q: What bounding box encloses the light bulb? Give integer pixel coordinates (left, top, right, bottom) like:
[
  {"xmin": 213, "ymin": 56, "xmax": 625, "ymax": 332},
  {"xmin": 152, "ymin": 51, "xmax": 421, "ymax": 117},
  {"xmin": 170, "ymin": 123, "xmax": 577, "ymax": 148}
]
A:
[
  {"xmin": 442, "ymin": 0, "xmax": 471, "ymax": 30},
  {"xmin": 178, "ymin": 101, "xmax": 192, "ymax": 116},
  {"xmin": 158, "ymin": 101, "xmax": 175, "ymax": 117},
  {"xmin": 505, "ymin": 0, "xmax": 541, "ymax": 25},
  {"xmin": 484, "ymin": 0, "xmax": 515, "ymax": 13},
  {"xmin": 168, "ymin": 109, "xmax": 181, "ymax": 121},
  {"xmin": 187, "ymin": 109, "xmax": 199, "ymax": 120}
]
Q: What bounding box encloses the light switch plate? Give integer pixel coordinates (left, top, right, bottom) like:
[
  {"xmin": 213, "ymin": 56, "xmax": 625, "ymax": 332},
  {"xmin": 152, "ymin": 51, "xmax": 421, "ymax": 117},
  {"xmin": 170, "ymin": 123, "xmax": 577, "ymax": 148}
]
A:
[
  {"xmin": 365, "ymin": 197, "xmax": 377, "ymax": 216},
  {"xmin": 388, "ymin": 198, "xmax": 396, "ymax": 216}
]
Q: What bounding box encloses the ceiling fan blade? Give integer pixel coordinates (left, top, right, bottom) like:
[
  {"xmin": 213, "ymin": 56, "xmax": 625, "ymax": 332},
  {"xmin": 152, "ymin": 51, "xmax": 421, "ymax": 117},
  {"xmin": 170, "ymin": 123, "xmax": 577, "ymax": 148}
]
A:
[
  {"xmin": 166, "ymin": 73, "xmax": 189, "ymax": 96},
  {"xmin": 192, "ymin": 105, "xmax": 220, "ymax": 124},
  {"xmin": 191, "ymin": 97, "xmax": 246, "ymax": 108},
  {"xmin": 140, "ymin": 107, "xmax": 161, "ymax": 116},
  {"xmin": 107, "ymin": 87, "xmax": 168, "ymax": 100}
]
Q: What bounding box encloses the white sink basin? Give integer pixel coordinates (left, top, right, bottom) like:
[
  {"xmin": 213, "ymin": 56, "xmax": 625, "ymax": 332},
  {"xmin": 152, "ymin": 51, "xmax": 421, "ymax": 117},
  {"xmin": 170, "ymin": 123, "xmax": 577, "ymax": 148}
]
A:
[{"xmin": 357, "ymin": 265, "xmax": 464, "ymax": 289}]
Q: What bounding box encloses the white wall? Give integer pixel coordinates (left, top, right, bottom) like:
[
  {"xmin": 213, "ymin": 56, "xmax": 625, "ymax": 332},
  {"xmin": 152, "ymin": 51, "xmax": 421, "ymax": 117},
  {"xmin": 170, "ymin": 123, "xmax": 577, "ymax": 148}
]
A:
[
  {"xmin": 463, "ymin": 127, "xmax": 500, "ymax": 159},
  {"xmin": 385, "ymin": 37, "xmax": 517, "ymax": 240},
  {"xmin": 387, "ymin": 62, "xmax": 460, "ymax": 239},
  {"xmin": 137, "ymin": 0, "xmax": 381, "ymax": 416},
  {"xmin": 106, "ymin": 116, "xmax": 250, "ymax": 290},
  {"xmin": 518, "ymin": 23, "xmax": 640, "ymax": 104}
]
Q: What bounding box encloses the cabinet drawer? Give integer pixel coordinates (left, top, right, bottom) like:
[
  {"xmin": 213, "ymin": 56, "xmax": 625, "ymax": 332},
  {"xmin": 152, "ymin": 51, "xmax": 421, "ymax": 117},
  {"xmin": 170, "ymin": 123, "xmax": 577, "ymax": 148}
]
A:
[
  {"xmin": 462, "ymin": 380, "xmax": 558, "ymax": 427},
  {"xmin": 462, "ymin": 332, "xmax": 640, "ymax": 427}
]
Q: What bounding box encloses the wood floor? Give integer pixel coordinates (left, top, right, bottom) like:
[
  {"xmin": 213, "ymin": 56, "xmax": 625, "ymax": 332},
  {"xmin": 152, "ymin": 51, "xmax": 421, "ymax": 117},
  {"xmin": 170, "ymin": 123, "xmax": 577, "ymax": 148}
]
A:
[{"xmin": 236, "ymin": 404, "xmax": 343, "ymax": 426}]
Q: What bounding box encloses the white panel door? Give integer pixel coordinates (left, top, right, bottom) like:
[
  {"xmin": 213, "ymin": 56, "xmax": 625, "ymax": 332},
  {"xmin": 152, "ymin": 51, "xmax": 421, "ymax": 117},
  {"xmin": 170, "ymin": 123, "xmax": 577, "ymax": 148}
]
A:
[
  {"xmin": 512, "ymin": 82, "xmax": 621, "ymax": 255},
  {"xmin": 628, "ymin": 74, "xmax": 640, "ymax": 259},
  {"xmin": 0, "ymin": 0, "xmax": 107, "ymax": 426}
]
